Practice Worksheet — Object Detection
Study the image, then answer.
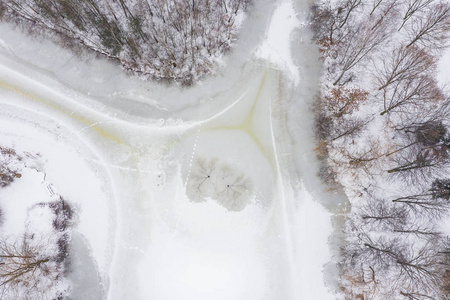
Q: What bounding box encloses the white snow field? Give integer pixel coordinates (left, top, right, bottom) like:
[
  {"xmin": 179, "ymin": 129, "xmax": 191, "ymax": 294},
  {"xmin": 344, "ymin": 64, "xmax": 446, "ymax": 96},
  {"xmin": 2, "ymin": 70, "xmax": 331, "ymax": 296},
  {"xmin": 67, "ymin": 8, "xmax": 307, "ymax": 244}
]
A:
[{"xmin": 0, "ymin": 0, "xmax": 340, "ymax": 299}]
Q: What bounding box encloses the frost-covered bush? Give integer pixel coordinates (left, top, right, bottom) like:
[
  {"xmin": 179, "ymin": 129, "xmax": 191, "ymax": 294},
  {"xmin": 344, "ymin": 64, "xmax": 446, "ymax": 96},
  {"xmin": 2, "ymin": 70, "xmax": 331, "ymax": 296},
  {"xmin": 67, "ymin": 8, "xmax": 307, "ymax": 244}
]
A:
[
  {"xmin": 0, "ymin": 0, "xmax": 250, "ymax": 85},
  {"xmin": 185, "ymin": 157, "xmax": 253, "ymax": 211},
  {"xmin": 0, "ymin": 146, "xmax": 22, "ymax": 188}
]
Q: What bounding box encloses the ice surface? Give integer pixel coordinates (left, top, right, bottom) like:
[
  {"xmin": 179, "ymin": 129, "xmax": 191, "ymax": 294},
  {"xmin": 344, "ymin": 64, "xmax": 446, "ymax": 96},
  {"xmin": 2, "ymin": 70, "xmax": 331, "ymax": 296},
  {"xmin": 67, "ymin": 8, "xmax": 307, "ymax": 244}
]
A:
[
  {"xmin": 256, "ymin": 0, "xmax": 301, "ymax": 83},
  {"xmin": 0, "ymin": 0, "xmax": 339, "ymax": 299}
]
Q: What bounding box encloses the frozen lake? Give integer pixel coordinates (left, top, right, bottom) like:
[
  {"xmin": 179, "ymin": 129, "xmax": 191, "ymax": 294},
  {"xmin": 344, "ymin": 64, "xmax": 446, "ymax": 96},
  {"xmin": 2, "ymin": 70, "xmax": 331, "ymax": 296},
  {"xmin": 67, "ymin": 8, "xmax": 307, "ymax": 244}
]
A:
[{"xmin": 0, "ymin": 0, "xmax": 340, "ymax": 299}]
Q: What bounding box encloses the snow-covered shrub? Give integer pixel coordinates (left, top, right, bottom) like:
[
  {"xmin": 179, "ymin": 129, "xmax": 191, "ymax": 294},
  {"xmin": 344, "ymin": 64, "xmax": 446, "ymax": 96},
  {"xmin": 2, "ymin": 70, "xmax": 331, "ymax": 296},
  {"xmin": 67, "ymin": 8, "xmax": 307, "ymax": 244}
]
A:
[
  {"xmin": 0, "ymin": 147, "xmax": 22, "ymax": 188},
  {"xmin": 47, "ymin": 198, "xmax": 74, "ymax": 266},
  {"xmin": 49, "ymin": 199, "xmax": 74, "ymax": 233}
]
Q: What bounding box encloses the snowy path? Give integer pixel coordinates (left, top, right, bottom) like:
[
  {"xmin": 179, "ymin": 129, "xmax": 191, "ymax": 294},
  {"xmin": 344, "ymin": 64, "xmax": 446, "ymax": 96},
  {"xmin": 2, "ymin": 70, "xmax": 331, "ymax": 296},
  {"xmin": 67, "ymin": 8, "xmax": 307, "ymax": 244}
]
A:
[{"xmin": 0, "ymin": 0, "xmax": 338, "ymax": 299}]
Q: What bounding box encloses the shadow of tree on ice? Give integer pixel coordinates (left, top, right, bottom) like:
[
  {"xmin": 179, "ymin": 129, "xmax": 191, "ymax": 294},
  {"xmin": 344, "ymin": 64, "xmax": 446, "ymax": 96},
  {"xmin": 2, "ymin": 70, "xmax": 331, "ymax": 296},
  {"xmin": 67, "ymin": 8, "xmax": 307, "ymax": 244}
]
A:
[{"xmin": 185, "ymin": 157, "xmax": 254, "ymax": 212}]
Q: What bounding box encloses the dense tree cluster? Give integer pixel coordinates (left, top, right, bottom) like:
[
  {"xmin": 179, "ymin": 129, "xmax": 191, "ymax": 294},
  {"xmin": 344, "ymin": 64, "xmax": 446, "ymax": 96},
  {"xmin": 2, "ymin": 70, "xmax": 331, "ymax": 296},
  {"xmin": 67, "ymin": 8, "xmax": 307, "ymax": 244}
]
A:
[
  {"xmin": 311, "ymin": 0, "xmax": 450, "ymax": 299},
  {"xmin": 0, "ymin": 0, "xmax": 250, "ymax": 84}
]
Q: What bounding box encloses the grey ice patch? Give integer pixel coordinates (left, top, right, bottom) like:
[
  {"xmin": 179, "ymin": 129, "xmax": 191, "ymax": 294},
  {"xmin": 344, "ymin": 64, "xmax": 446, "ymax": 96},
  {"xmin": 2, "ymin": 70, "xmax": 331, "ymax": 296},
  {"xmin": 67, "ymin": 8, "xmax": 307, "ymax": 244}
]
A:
[{"xmin": 186, "ymin": 157, "xmax": 254, "ymax": 211}]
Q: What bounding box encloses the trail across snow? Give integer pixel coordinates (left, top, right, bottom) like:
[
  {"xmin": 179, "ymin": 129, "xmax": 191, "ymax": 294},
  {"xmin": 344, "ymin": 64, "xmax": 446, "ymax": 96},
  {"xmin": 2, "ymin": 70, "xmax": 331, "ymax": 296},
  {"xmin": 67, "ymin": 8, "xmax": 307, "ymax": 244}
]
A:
[{"xmin": 0, "ymin": 0, "xmax": 338, "ymax": 299}]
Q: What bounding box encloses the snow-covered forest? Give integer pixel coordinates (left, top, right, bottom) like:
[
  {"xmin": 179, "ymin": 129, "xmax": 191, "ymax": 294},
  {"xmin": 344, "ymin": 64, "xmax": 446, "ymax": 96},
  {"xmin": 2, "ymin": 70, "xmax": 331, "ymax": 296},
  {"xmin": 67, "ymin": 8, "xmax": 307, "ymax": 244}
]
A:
[
  {"xmin": 311, "ymin": 0, "xmax": 450, "ymax": 299},
  {"xmin": 0, "ymin": 0, "xmax": 249, "ymax": 84}
]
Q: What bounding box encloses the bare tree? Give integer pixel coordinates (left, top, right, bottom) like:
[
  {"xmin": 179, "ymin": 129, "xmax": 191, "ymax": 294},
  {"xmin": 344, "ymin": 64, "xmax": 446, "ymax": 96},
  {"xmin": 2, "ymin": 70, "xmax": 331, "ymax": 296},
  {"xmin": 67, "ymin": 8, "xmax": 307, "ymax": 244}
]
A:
[
  {"xmin": 343, "ymin": 233, "xmax": 403, "ymax": 293},
  {"xmin": 344, "ymin": 232, "xmax": 448, "ymax": 299},
  {"xmin": 0, "ymin": 236, "xmax": 62, "ymax": 299},
  {"xmin": 376, "ymin": 45, "xmax": 435, "ymax": 92},
  {"xmin": 395, "ymin": 242, "xmax": 448, "ymax": 299},
  {"xmin": 392, "ymin": 222, "xmax": 441, "ymax": 239},
  {"xmin": 310, "ymin": 0, "xmax": 358, "ymax": 44},
  {"xmin": 380, "ymin": 75, "xmax": 443, "ymax": 116},
  {"xmin": 406, "ymin": 1, "xmax": 450, "ymax": 49},
  {"xmin": 399, "ymin": 0, "xmax": 436, "ymax": 30},
  {"xmin": 331, "ymin": 138, "xmax": 387, "ymax": 177},
  {"xmin": 387, "ymin": 119, "xmax": 450, "ymax": 179},
  {"xmin": 332, "ymin": 19, "xmax": 390, "ymax": 85},
  {"xmin": 390, "ymin": 178, "xmax": 450, "ymax": 218},
  {"xmin": 392, "ymin": 97, "xmax": 450, "ymax": 135},
  {"xmin": 391, "ymin": 193, "xmax": 449, "ymax": 218},
  {"xmin": 339, "ymin": 0, "xmax": 363, "ymax": 28},
  {"xmin": 387, "ymin": 147, "xmax": 449, "ymax": 177},
  {"xmin": 310, "ymin": 4, "xmax": 334, "ymax": 43},
  {"xmin": 370, "ymin": 0, "xmax": 385, "ymax": 15},
  {"xmin": 331, "ymin": 117, "xmax": 371, "ymax": 142},
  {"xmin": 311, "ymin": 0, "xmax": 377, "ymax": 65},
  {"xmin": 360, "ymin": 196, "xmax": 409, "ymax": 230}
]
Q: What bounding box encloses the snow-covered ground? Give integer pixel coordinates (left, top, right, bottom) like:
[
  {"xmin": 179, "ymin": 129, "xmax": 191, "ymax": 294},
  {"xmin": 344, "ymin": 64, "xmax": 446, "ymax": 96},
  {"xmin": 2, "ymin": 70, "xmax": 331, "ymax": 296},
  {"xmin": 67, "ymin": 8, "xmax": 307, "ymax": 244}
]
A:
[{"xmin": 0, "ymin": 0, "xmax": 341, "ymax": 299}]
